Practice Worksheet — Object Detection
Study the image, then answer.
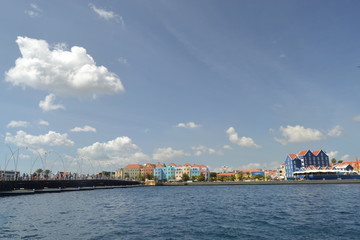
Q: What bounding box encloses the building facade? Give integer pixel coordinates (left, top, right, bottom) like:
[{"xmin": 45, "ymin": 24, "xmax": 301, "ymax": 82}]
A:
[{"xmin": 285, "ymin": 150, "xmax": 329, "ymax": 180}]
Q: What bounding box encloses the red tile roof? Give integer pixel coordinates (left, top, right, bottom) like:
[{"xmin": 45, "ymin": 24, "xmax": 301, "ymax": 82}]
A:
[
  {"xmin": 124, "ymin": 164, "xmax": 143, "ymax": 168},
  {"xmin": 156, "ymin": 163, "xmax": 164, "ymax": 167},
  {"xmin": 312, "ymin": 150, "xmax": 322, "ymax": 156},
  {"xmin": 289, "ymin": 154, "xmax": 298, "ymax": 160},
  {"xmin": 298, "ymin": 150, "xmax": 309, "ymax": 156},
  {"xmin": 168, "ymin": 163, "xmax": 176, "ymax": 166}
]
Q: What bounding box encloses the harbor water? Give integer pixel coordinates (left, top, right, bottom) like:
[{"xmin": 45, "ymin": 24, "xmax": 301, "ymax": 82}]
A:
[{"xmin": 1, "ymin": 184, "xmax": 360, "ymax": 239}]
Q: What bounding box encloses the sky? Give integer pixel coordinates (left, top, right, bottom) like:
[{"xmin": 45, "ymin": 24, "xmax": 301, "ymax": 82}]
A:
[{"xmin": 1, "ymin": 0, "xmax": 360, "ymax": 174}]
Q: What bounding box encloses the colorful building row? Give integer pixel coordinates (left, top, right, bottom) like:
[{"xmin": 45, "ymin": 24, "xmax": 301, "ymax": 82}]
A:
[{"xmin": 115, "ymin": 163, "xmax": 210, "ymax": 181}]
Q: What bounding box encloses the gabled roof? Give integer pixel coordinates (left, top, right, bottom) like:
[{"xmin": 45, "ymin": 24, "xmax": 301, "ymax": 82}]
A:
[
  {"xmin": 289, "ymin": 154, "xmax": 298, "ymax": 160},
  {"xmin": 155, "ymin": 163, "xmax": 165, "ymax": 167},
  {"xmin": 168, "ymin": 163, "xmax": 176, "ymax": 166},
  {"xmin": 184, "ymin": 163, "xmax": 191, "ymax": 166},
  {"xmin": 124, "ymin": 164, "xmax": 143, "ymax": 168},
  {"xmin": 298, "ymin": 150, "xmax": 309, "ymax": 156},
  {"xmin": 312, "ymin": 150, "xmax": 322, "ymax": 156}
]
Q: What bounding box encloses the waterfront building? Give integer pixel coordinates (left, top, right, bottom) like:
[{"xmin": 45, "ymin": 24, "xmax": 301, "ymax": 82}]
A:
[
  {"xmin": 115, "ymin": 168, "xmax": 124, "ymax": 178},
  {"xmin": 154, "ymin": 163, "xmax": 166, "ymax": 181},
  {"xmin": 175, "ymin": 165, "xmax": 183, "ymax": 181},
  {"xmin": 182, "ymin": 163, "xmax": 191, "ymax": 178},
  {"xmin": 341, "ymin": 160, "xmax": 360, "ymax": 173},
  {"xmin": 141, "ymin": 163, "xmax": 156, "ymax": 178},
  {"xmin": 285, "ymin": 150, "xmax": 330, "ymax": 180},
  {"xmin": 166, "ymin": 163, "xmax": 176, "ymax": 180},
  {"xmin": 123, "ymin": 164, "xmax": 143, "ymax": 179}
]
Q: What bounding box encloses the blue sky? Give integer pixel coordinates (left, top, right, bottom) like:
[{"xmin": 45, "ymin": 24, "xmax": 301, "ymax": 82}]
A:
[{"xmin": 1, "ymin": 0, "xmax": 360, "ymax": 174}]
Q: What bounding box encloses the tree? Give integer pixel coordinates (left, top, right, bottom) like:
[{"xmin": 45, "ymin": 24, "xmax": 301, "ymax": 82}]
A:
[
  {"xmin": 35, "ymin": 168, "xmax": 43, "ymax": 180},
  {"xmin": 254, "ymin": 174, "xmax": 264, "ymax": 181},
  {"xmin": 210, "ymin": 172, "xmax": 217, "ymax": 181},
  {"xmin": 44, "ymin": 169, "xmax": 51, "ymax": 179},
  {"xmin": 235, "ymin": 172, "xmax": 244, "ymax": 181},
  {"xmin": 182, "ymin": 173, "xmax": 190, "ymax": 182},
  {"xmin": 331, "ymin": 158, "xmax": 337, "ymax": 164},
  {"xmin": 338, "ymin": 160, "xmax": 343, "ymax": 164},
  {"xmin": 197, "ymin": 175, "xmax": 205, "ymax": 182}
]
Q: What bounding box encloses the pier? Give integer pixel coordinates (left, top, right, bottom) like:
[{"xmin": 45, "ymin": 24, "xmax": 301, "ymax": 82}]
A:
[{"xmin": 0, "ymin": 179, "xmax": 141, "ymax": 196}]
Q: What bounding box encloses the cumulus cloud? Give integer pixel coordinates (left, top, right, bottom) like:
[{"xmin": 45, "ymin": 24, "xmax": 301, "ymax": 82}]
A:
[
  {"xmin": 191, "ymin": 145, "xmax": 223, "ymax": 156},
  {"xmin": 77, "ymin": 136, "xmax": 148, "ymax": 166},
  {"xmin": 176, "ymin": 122, "xmax": 201, "ymax": 129},
  {"xmin": 89, "ymin": 3, "xmax": 125, "ymax": 25},
  {"xmin": 70, "ymin": 125, "xmax": 96, "ymax": 133},
  {"xmin": 7, "ymin": 120, "xmax": 29, "ymax": 128},
  {"xmin": 328, "ymin": 125, "xmax": 343, "ymax": 137},
  {"xmin": 152, "ymin": 147, "xmax": 190, "ymax": 161},
  {"xmin": 5, "ymin": 130, "xmax": 74, "ymax": 147},
  {"xmin": 274, "ymin": 125, "xmax": 324, "ymax": 145},
  {"xmin": 327, "ymin": 151, "xmax": 338, "ymax": 159},
  {"xmin": 39, "ymin": 94, "xmax": 65, "ymax": 111},
  {"xmin": 5, "ymin": 36, "xmax": 124, "ymax": 98},
  {"xmin": 226, "ymin": 127, "xmax": 261, "ymax": 148},
  {"xmin": 25, "ymin": 3, "xmax": 41, "ymax": 17}
]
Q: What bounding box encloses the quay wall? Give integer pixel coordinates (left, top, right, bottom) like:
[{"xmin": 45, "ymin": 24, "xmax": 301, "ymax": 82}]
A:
[
  {"xmin": 0, "ymin": 179, "xmax": 140, "ymax": 191},
  {"xmin": 161, "ymin": 179, "xmax": 360, "ymax": 186}
]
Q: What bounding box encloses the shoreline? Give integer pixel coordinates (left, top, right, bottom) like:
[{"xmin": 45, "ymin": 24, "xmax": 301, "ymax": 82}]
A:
[{"xmin": 160, "ymin": 179, "xmax": 360, "ymax": 186}]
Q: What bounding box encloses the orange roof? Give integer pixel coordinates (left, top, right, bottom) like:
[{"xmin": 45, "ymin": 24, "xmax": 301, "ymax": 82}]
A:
[
  {"xmin": 156, "ymin": 163, "xmax": 165, "ymax": 167},
  {"xmin": 289, "ymin": 154, "xmax": 298, "ymax": 160},
  {"xmin": 184, "ymin": 163, "xmax": 191, "ymax": 166},
  {"xmin": 298, "ymin": 150, "xmax": 309, "ymax": 156},
  {"xmin": 176, "ymin": 165, "xmax": 183, "ymax": 167},
  {"xmin": 124, "ymin": 164, "xmax": 143, "ymax": 168},
  {"xmin": 192, "ymin": 164, "xmax": 201, "ymax": 168},
  {"xmin": 168, "ymin": 163, "xmax": 176, "ymax": 166},
  {"xmin": 312, "ymin": 150, "xmax": 322, "ymax": 156},
  {"xmin": 199, "ymin": 165, "xmax": 207, "ymax": 168}
]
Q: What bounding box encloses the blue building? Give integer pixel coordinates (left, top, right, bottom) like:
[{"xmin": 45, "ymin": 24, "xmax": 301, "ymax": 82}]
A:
[
  {"xmin": 154, "ymin": 163, "xmax": 166, "ymax": 180},
  {"xmin": 285, "ymin": 150, "xmax": 329, "ymax": 180}
]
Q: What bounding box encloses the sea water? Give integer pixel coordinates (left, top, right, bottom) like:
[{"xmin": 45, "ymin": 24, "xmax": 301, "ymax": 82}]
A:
[{"xmin": 0, "ymin": 184, "xmax": 359, "ymax": 239}]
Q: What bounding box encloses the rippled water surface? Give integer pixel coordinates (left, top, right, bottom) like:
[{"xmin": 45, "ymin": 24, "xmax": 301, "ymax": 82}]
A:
[{"xmin": 1, "ymin": 184, "xmax": 360, "ymax": 239}]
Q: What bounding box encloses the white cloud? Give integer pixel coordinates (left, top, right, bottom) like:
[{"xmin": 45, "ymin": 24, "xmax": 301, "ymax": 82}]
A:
[
  {"xmin": 25, "ymin": 3, "xmax": 41, "ymax": 17},
  {"xmin": 222, "ymin": 145, "xmax": 232, "ymax": 150},
  {"xmin": 327, "ymin": 151, "xmax": 338, "ymax": 159},
  {"xmin": 5, "ymin": 130, "xmax": 74, "ymax": 147},
  {"xmin": 77, "ymin": 136, "xmax": 148, "ymax": 166},
  {"xmin": 353, "ymin": 115, "xmax": 360, "ymax": 121},
  {"xmin": 191, "ymin": 145, "xmax": 223, "ymax": 156},
  {"xmin": 38, "ymin": 120, "xmax": 49, "ymax": 126},
  {"xmin": 226, "ymin": 127, "xmax": 261, "ymax": 148},
  {"xmin": 340, "ymin": 154, "xmax": 350, "ymax": 161},
  {"xmin": 152, "ymin": 147, "xmax": 190, "ymax": 161},
  {"xmin": 328, "ymin": 125, "xmax": 343, "ymax": 137},
  {"xmin": 89, "ymin": 3, "xmax": 125, "ymax": 26},
  {"xmin": 70, "ymin": 125, "xmax": 96, "ymax": 133},
  {"xmin": 7, "ymin": 120, "xmax": 29, "ymax": 128},
  {"xmin": 176, "ymin": 122, "xmax": 201, "ymax": 129},
  {"xmin": 274, "ymin": 125, "xmax": 324, "ymax": 145},
  {"xmin": 5, "ymin": 36, "xmax": 124, "ymax": 98},
  {"xmin": 39, "ymin": 94, "xmax": 65, "ymax": 111}
]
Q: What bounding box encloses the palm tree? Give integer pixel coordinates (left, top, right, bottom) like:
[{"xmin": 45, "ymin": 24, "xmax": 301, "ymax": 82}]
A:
[{"xmin": 35, "ymin": 168, "xmax": 43, "ymax": 179}]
